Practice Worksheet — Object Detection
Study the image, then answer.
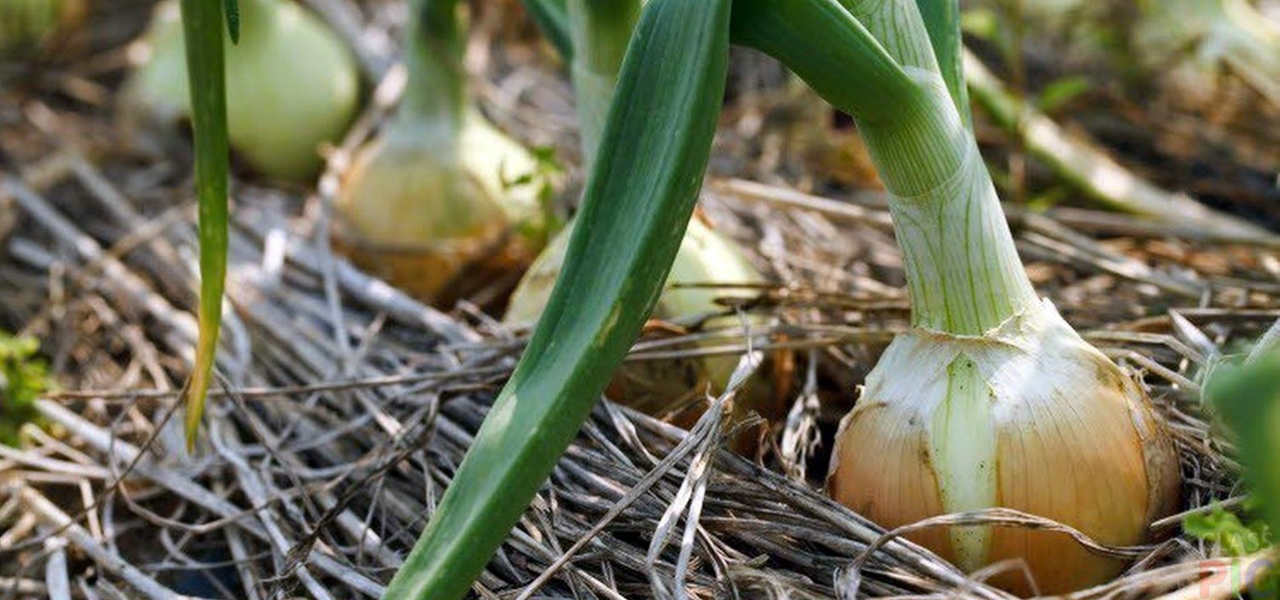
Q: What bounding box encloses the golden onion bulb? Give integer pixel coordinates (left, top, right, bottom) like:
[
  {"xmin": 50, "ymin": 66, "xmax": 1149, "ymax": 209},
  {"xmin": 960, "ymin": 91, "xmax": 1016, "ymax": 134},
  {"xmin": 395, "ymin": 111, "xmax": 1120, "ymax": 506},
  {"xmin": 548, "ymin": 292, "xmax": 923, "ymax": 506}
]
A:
[
  {"xmin": 505, "ymin": 216, "xmax": 786, "ymax": 448},
  {"xmin": 827, "ymin": 299, "xmax": 1180, "ymax": 595},
  {"xmin": 122, "ymin": 0, "xmax": 359, "ymax": 181},
  {"xmin": 332, "ymin": 111, "xmax": 547, "ymax": 306}
]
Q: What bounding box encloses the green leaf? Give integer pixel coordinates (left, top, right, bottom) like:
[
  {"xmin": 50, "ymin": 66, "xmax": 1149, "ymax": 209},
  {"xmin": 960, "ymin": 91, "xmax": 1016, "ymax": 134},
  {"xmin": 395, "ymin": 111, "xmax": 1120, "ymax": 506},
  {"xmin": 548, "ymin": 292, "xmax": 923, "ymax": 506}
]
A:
[
  {"xmin": 1185, "ymin": 507, "xmax": 1272, "ymax": 556},
  {"xmin": 178, "ymin": 0, "xmax": 230, "ymax": 451},
  {"xmin": 1205, "ymin": 351, "xmax": 1280, "ymax": 544},
  {"xmin": 383, "ymin": 0, "xmax": 732, "ymax": 597},
  {"xmin": 0, "ymin": 332, "xmax": 48, "ymax": 446},
  {"xmin": 729, "ymin": 0, "xmax": 919, "ymax": 126},
  {"xmin": 1036, "ymin": 75, "xmax": 1091, "ymax": 113},
  {"xmin": 915, "ymin": 0, "xmax": 971, "ymax": 128},
  {"xmin": 224, "ymin": 0, "xmax": 239, "ymax": 44}
]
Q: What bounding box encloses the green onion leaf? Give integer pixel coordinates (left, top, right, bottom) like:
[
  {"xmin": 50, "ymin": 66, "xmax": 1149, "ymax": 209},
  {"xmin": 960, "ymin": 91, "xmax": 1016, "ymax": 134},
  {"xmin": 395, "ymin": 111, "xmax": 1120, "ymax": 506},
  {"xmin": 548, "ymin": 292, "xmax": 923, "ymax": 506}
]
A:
[
  {"xmin": 729, "ymin": 0, "xmax": 916, "ymax": 125},
  {"xmin": 1206, "ymin": 352, "xmax": 1280, "ymax": 541},
  {"xmin": 384, "ymin": 0, "xmax": 732, "ymax": 597},
  {"xmin": 224, "ymin": 0, "xmax": 239, "ymax": 44},
  {"xmin": 914, "ymin": 0, "xmax": 970, "ymax": 127},
  {"xmin": 178, "ymin": 0, "xmax": 230, "ymax": 451}
]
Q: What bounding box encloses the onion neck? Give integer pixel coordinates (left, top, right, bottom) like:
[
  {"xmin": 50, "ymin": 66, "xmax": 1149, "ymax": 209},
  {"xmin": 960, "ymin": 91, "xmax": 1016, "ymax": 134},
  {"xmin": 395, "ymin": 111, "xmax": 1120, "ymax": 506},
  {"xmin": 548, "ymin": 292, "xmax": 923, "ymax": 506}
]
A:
[
  {"xmin": 567, "ymin": 0, "xmax": 639, "ymax": 168},
  {"xmin": 394, "ymin": 0, "xmax": 466, "ymax": 144},
  {"xmin": 859, "ymin": 70, "xmax": 1037, "ymax": 336}
]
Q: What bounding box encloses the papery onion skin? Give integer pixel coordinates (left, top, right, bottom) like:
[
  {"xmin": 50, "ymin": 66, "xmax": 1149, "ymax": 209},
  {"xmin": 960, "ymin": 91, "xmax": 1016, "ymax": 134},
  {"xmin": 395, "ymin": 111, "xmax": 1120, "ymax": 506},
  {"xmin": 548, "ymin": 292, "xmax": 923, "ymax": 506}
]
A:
[{"xmin": 828, "ymin": 300, "xmax": 1180, "ymax": 596}]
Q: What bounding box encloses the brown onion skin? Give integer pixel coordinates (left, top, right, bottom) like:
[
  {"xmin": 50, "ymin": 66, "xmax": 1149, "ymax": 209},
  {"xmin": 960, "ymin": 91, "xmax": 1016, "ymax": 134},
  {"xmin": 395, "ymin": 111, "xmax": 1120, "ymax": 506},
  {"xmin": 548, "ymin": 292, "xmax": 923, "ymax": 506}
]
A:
[{"xmin": 828, "ymin": 343, "xmax": 1180, "ymax": 596}]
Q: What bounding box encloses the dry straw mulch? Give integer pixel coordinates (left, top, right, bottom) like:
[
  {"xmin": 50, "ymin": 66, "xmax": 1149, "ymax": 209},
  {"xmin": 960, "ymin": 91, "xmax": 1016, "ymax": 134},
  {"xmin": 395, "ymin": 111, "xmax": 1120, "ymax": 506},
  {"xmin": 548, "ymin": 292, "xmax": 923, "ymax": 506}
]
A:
[{"xmin": 1, "ymin": 1, "xmax": 1279, "ymax": 598}]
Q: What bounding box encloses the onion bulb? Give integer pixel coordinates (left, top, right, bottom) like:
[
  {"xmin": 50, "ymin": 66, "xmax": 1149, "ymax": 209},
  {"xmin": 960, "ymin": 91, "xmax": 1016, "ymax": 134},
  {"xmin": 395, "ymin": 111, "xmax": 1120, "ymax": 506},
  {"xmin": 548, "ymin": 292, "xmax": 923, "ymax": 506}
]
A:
[
  {"xmin": 331, "ymin": 0, "xmax": 548, "ymax": 306},
  {"xmin": 821, "ymin": 53, "xmax": 1181, "ymax": 594},
  {"xmin": 122, "ymin": 0, "xmax": 359, "ymax": 181},
  {"xmin": 332, "ymin": 110, "xmax": 548, "ymax": 305},
  {"xmin": 0, "ymin": 0, "xmax": 84, "ymax": 57},
  {"xmin": 505, "ymin": 215, "xmax": 785, "ymax": 448},
  {"xmin": 828, "ymin": 299, "xmax": 1180, "ymax": 595}
]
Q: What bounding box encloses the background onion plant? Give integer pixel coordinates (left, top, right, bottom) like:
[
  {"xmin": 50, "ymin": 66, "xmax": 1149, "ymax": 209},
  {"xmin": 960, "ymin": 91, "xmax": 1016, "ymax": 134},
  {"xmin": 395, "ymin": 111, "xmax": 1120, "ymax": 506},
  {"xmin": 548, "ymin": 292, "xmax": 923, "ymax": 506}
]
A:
[{"xmin": 331, "ymin": 0, "xmax": 553, "ymax": 307}]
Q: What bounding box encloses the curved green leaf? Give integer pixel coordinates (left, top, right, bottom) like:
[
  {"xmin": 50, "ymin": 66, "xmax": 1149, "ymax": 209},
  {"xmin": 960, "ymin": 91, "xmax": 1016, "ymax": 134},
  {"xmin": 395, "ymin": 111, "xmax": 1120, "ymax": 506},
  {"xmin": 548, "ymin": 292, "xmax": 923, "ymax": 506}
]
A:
[
  {"xmin": 384, "ymin": 0, "xmax": 732, "ymax": 597},
  {"xmin": 729, "ymin": 0, "xmax": 918, "ymax": 125},
  {"xmin": 179, "ymin": 0, "xmax": 230, "ymax": 451},
  {"xmin": 914, "ymin": 0, "xmax": 970, "ymax": 127}
]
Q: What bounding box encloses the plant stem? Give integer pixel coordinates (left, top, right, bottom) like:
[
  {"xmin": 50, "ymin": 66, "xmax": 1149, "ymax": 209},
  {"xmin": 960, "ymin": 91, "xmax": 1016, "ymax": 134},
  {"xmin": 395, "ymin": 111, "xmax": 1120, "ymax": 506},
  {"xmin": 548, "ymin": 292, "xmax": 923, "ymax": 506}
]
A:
[
  {"xmin": 179, "ymin": 0, "xmax": 230, "ymax": 449},
  {"xmin": 914, "ymin": 0, "xmax": 970, "ymax": 128},
  {"xmin": 838, "ymin": 0, "xmax": 1037, "ymax": 334},
  {"xmin": 1216, "ymin": 0, "xmax": 1280, "ymax": 107},
  {"xmin": 394, "ymin": 0, "xmax": 466, "ymax": 142},
  {"xmin": 863, "ymin": 74, "xmax": 1037, "ymax": 334},
  {"xmin": 733, "ymin": 1, "xmax": 1035, "ymax": 334},
  {"xmin": 567, "ymin": 0, "xmax": 639, "ymax": 164}
]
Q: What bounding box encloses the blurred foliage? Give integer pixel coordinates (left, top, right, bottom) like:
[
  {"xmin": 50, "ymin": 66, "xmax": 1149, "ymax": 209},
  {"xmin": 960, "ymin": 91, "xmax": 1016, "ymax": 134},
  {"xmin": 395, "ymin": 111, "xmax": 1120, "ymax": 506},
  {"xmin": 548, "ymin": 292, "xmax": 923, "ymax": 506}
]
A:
[
  {"xmin": 0, "ymin": 332, "xmax": 47, "ymax": 446},
  {"xmin": 1035, "ymin": 75, "xmax": 1091, "ymax": 112},
  {"xmin": 1185, "ymin": 502, "xmax": 1273, "ymax": 556},
  {"xmin": 502, "ymin": 144, "xmax": 567, "ymax": 243},
  {"xmin": 1192, "ymin": 348, "xmax": 1280, "ymax": 596},
  {"xmin": 1184, "ymin": 503, "xmax": 1278, "ymax": 598}
]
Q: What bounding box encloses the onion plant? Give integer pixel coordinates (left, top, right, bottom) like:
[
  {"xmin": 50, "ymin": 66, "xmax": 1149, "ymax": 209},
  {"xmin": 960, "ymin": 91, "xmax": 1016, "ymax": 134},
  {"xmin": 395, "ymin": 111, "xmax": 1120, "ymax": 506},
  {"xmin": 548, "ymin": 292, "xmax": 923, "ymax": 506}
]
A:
[
  {"xmin": 331, "ymin": 0, "xmax": 550, "ymax": 305},
  {"xmin": 503, "ymin": 0, "xmax": 778, "ymax": 439},
  {"xmin": 124, "ymin": 0, "xmax": 359, "ymax": 181},
  {"xmin": 171, "ymin": 0, "xmax": 1185, "ymax": 595},
  {"xmin": 385, "ymin": 0, "xmax": 1182, "ymax": 597}
]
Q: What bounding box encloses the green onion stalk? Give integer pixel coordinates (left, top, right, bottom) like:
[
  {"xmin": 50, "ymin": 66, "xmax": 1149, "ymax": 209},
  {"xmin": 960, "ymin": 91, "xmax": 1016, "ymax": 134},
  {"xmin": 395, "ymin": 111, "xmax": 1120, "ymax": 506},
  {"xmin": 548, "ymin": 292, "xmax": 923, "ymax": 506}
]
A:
[
  {"xmin": 503, "ymin": 0, "xmax": 784, "ymax": 448},
  {"xmin": 122, "ymin": 0, "xmax": 359, "ymax": 181},
  {"xmin": 175, "ymin": 0, "xmax": 230, "ymax": 451},
  {"xmin": 388, "ymin": 0, "xmax": 1183, "ymax": 597},
  {"xmin": 385, "ymin": 1, "xmax": 734, "ymax": 597},
  {"xmin": 331, "ymin": 0, "xmax": 549, "ymax": 306}
]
